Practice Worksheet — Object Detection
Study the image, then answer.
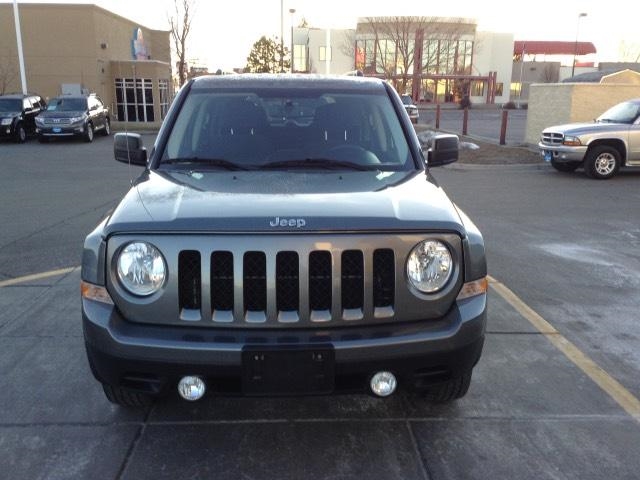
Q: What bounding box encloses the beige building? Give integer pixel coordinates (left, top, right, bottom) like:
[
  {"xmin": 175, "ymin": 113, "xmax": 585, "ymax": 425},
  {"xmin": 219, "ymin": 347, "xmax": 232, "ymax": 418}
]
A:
[{"xmin": 0, "ymin": 3, "xmax": 172, "ymax": 124}]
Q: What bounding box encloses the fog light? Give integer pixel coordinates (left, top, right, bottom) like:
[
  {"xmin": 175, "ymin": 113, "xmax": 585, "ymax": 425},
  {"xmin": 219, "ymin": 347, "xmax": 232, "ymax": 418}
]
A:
[
  {"xmin": 370, "ymin": 371, "xmax": 397, "ymax": 397},
  {"xmin": 178, "ymin": 376, "xmax": 206, "ymax": 401}
]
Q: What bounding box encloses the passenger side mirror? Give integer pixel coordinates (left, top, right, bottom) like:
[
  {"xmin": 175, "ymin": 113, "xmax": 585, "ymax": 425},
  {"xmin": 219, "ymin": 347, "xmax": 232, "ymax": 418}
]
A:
[
  {"xmin": 114, "ymin": 132, "xmax": 147, "ymax": 166},
  {"xmin": 426, "ymin": 133, "xmax": 459, "ymax": 167}
]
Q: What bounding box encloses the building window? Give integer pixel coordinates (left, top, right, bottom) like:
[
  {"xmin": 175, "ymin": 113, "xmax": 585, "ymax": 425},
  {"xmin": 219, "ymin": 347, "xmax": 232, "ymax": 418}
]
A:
[
  {"xmin": 293, "ymin": 44, "xmax": 307, "ymax": 72},
  {"xmin": 115, "ymin": 77, "xmax": 154, "ymax": 122},
  {"xmin": 319, "ymin": 46, "xmax": 332, "ymax": 62},
  {"xmin": 495, "ymin": 82, "xmax": 504, "ymax": 96},
  {"xmin": 159, "ymin": 79, "xmax": 170, "ymax": 119},
  {"xmin": 470, "ymin": 80, "xmax": 485, "ymax": 96}
]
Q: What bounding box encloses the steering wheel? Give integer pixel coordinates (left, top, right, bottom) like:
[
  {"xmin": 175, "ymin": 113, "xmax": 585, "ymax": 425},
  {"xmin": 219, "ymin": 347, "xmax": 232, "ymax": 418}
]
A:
[{"xmin": 327, "ymin": 145, "xmax": 381, "ymax": 165}]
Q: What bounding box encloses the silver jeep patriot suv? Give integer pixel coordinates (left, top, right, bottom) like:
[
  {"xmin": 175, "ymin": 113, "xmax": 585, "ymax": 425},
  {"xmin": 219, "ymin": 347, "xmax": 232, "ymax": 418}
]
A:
[{"xmin": 81, "ymin": 75, "xmax": 487, "ymax": 406}]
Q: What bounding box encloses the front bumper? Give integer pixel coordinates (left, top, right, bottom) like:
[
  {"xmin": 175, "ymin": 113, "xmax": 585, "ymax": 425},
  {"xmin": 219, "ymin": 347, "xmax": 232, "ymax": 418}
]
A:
[
  {"xmin": 83, "ymin": 293, "xmax": 487, "ymax": 396},
  {"xmin": 37, "ymin": 124, "xmax": 85, "ymax": 137},
  {"xmin": 538, "ymin": 143, "xmax": 587, "ymax": 163},
  {"xmin": 0, "ymin": 124, "xmax": 15, "ymax": 138}
]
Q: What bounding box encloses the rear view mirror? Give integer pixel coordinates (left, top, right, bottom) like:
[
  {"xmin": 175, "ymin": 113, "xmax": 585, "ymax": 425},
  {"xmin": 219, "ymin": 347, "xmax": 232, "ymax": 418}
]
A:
[
  {"xmin": 426, "ymin": 133, "xmax": 459, "ymax": 167},
  {"xmin": 114, "ymin": 132, "xmax": 147, "ymax": 166}
]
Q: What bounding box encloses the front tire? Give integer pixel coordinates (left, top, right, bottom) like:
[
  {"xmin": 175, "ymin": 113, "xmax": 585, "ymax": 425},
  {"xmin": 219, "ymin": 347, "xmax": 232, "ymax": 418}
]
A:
[
  {"xmin": 102, "ymin": 118, "xmax": 111, "ymax": 136},
  {"xmin": 422, "ymin": 370, "xmax": 472, "ymax": 403},
  {"xmin": 84, "ymin": 123, "xmax": 94, "ymax": 143},
  {"xmin": 585, "ymin": 146, "xmax": 620, "ymax": 179},
  {"xmin": 102, "ymin": 384, "xmax": 153, "ymax": 407},
  {"xmin": 15, "ymin": 124, "xmax": 26, "ymax": 143},
  {"xmin": 550, "ymin": 159, "xmax": 580, "ymax": 172}
]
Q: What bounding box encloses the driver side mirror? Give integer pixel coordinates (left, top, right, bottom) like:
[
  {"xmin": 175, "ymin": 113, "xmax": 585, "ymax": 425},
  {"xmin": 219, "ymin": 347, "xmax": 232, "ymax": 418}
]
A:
[
  {"xmin": 426, "ymin": 133, "xmax": 459, "ymax": 167},
  {"xmin": 114, "ymin": 132, "xmax": 147, "ymax": 166}
]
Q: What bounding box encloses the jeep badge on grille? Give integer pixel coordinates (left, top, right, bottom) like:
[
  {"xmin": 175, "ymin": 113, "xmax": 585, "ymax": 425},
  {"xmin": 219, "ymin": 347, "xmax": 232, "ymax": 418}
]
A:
[{"xmin": 269, "ymin": 216, "xmax": 306, "ymax": 228}]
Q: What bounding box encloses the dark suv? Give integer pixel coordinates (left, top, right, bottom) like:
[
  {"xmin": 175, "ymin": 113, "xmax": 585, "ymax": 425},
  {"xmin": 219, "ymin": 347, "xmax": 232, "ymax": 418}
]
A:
[
  {"xmin": 81, "ymin": 75, "xmax": 487, "ymax": 407},
  {"xmin": 36, "ymin": 94, "xmax": 110, "ymax": 142},
  {"xmin": 0, "ymin": 93, "xmax": 46, "ymax": 143}
]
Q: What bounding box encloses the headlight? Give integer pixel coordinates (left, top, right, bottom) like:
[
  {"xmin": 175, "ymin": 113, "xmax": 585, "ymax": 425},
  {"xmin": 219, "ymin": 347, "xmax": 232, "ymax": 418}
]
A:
[
  {"xmin": 116, "ymin": 242, "xmax": 166, "ymax": 296},
  {"xmin": 35, "ymin": 117, "xmax": 44, "ymax": 125},
  {"xmin": 0, "ymin": 118, "xmax": 12, "ymax": 126},
  {"xmin": 69, "ymin": 116, "xmax": 85, "ymax": 124},
  {"xmin": 562, "ymin": 135, "xmax": 582, "ymax": 146},
  {"xmin": 406, "ymin": 240, "xmax": 453, "ymax": 293}
]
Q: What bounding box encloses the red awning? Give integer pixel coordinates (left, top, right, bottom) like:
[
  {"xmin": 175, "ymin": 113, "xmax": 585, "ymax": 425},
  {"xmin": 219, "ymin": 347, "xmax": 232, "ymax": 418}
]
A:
[{"xmin": 514, "ymin": 41, "xmax": 596, "ymax": 56}]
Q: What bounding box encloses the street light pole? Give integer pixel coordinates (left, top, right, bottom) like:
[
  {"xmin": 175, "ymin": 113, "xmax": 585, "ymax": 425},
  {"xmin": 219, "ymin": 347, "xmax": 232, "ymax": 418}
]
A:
[
  {"xmin": 12, "ymin": 0, "xmax": 28, "ymax": 94},
  {"xmin": 571, "ymin": 12, "xmax": 587, "ymax": 79},
  {"xmin": 280, "ymin": 0, "xmax": 284, "ymax": 73},
  {"xmin": 289, "ymin": 8, "xmax": 296, "ymax": 73}
]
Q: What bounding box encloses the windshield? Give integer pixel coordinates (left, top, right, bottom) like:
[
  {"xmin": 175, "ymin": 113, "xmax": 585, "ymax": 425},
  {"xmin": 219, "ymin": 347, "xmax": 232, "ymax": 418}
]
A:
[
  {"xmin": 597, "ymin": 101, "xmax": 640, "ymax": 124},
  {"xmin": 0, "ymin": 99, "xmax": 21, "ymax": 112},
  {"xmin": 46, "ymin": 98, "xmax": 87, "ymax": 112},
  {"xmin": 401, "ymin": 95, "xmax": 414, "ymax": 105},
  {"xmin": 160, "ymin": 87, "xmax": 414, "ymax": 171}
]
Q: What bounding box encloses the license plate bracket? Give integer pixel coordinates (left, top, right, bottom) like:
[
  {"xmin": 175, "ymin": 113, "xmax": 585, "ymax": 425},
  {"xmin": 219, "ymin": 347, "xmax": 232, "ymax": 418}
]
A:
[
  {"xmin": 543, "ymin": 150, "xmax": 552, "ymax": 162},
  {"xmin": 242, "ymin": 347, "xmax": 335, "ymax": 395}
]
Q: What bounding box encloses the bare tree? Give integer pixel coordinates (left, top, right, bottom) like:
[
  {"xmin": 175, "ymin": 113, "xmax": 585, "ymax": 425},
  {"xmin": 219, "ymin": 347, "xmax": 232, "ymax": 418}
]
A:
[
  {"xmin": 169, "ymin": 0, "xmax": 195, "ymax": 87},
  {"xmin": 0, "ymin": 59, "xmax": 18, "ymax": 95},
  {"xmin": 360, "ymin": 17, "xmax": 475, "ymax": 93},
  {"xmin": 619, "ymin": 40, "xmax": 640, "ymax": 63},
  {"xmin": 542, "ymin": 63, "xmax": 559, "ymax": 83}
]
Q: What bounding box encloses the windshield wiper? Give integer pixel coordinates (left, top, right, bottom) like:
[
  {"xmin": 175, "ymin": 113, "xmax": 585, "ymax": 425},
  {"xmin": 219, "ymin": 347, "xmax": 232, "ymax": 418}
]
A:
[
  {"xmin": 259, "ymin": 158, "xmax": 371, "ymax": 171},
  {"xmin": 161, "ymin": 157, "xmax": 250, "ymax": 171}
]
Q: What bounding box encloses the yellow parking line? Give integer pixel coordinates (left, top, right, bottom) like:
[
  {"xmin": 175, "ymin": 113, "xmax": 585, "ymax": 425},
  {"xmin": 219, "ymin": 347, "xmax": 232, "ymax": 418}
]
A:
[
  {"xmin": 488, "ymin": 275, "xmax": 640, "ymax": 420},
  {"xmin": 0, "ymin": 267, "xmax": 78, "ymax": 288}
]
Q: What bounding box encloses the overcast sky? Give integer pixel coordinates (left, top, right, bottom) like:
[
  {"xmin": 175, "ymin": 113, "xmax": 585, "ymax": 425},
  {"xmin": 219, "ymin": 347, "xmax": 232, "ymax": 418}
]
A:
[{"xmin": 4, "ymin": 0, "xmax": 638, "ymax": 70}]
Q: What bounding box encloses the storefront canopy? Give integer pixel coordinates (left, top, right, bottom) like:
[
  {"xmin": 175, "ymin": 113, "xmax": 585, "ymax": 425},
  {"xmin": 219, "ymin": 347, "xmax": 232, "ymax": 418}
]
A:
[{"xmin": 514, "ymin": 41, "xmax": 596, "ymax": 56}]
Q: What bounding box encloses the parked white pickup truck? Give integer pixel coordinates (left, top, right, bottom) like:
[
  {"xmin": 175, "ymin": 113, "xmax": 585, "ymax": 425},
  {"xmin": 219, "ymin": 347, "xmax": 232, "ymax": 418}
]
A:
[{"xmin": 539, "ymin": 99, "xmax": 640, "ymax": 179}]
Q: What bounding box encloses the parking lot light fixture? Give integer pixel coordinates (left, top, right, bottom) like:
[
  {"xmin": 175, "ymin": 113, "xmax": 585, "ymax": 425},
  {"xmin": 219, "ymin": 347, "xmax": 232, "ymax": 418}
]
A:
[{"xmin": 571, "ymin": 13, "xmax": 587, "ymax": 79}]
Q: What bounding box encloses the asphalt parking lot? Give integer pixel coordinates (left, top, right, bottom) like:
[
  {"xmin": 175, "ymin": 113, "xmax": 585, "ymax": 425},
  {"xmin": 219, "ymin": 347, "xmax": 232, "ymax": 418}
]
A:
[{"xmin": 1, "ymin": 134, "xmax": 640, "ymax": 479}]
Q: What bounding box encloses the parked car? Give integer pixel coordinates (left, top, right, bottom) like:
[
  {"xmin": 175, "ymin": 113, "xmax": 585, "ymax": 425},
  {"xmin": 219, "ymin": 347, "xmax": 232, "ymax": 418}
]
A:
[
  {"xmin": 539, "ymin": 98, "xmax": 640, "ymax": 179},
  {"xmin": 81, "ymin": 75, "xmax": 487, "ymax": 407},
  {"xmin": 0, "ymin": 93, "xmax": 46, "ymax": 143},
  {"xmin": 401, "ymin": 94, "xmax": 419, "ymax": 124},
  {"xmin": 35, "ymin": 94, "xmax": 110, "ymax": 142}
]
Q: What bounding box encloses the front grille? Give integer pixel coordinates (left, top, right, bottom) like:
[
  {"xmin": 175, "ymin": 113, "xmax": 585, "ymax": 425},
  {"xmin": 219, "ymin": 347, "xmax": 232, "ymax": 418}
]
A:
[
  {"xmin": 108, "ymin": 233, "xmax": 463, "ymax": 329},
  {"xmin": 44, "ymin": 118, "xmax": 72, "ymax": 125},
  {"xmin": 541, "ymin": 132, "xmax": 564, "ymax": 145},
  {"xmin": 185, "ymin": 247, "xmax": 394, "ymax": 326}
]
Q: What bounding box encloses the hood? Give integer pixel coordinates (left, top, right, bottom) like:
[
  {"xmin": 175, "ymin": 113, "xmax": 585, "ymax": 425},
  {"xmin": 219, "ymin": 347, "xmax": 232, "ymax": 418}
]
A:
[
  {"xmin": 103, "ymin": 169, "xmax": 465, "ymax": 236},
  {"xmin": 543, "ymin": 122, "xmax": 629, "ymax": 136},
  {"xmin": 0, "ymin": 111, "xmax": 20, "ymax": 118}
]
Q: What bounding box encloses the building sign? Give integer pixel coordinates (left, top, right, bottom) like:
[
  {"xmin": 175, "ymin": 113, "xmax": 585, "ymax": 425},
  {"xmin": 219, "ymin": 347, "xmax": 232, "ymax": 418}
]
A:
[{"xmin": 131, "ymin": 27, "xmax": 148, "ymax": 60}]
